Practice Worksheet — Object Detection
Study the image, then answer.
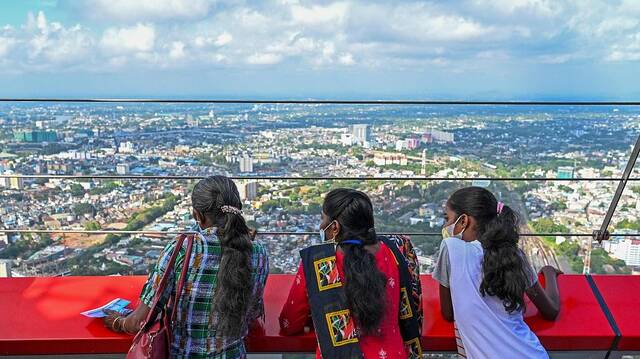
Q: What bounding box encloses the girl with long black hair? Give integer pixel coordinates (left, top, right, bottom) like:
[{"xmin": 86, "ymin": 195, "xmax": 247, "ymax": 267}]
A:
[
  {"xmin": 104, "ymin": 175, "xmax": 269, "ymax": 358},
  {"xmin": 280, "ymin": 188, "xmax": 423, "ymax": 359},
  {"xmin": 433, "ymin": 186, "xmax": 561, "ymax": 358}
]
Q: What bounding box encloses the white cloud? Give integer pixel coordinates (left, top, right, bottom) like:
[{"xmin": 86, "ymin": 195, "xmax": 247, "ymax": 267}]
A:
[
  {"xmin": 19, "ymin": 11, "xmax": 94, "ymax": 66},
  {"xmin": 606, "ymin": 33, "xmax": 640, "ymax": 62},
  {"xmin": 537, "ymin": 53, "xmax": 577, "ymax": 64},
  {"xmin": 471, "ymin": 0, "xmax": 562, "ymax": 17},
  {"xmin": 390, "ymin": 4, "xmax": 495, "ymax": 42},
  {"xmin": 169, "ymin": 41, "xmax": 186, "ymax": 59},
  {"xmin": 606, "ymin": 50, "xmax": 640, "ymax": 62},
  {"xmin": 594, "ymin": 17, "xmax": 639, "ymax": 37},
  {"xmin": 76, "ymin": 0, "xmax": 214, "ymax": 22},
  {"xmin": 4, "ymin": 0, "xmax": 640, "ymax": 76},
  {"xmin": 100, "ymin": 23, "xmax": 155, "ymax": 54},
  {"xmin": 42, "ymin": 26, "xmax": 93, "ymax": 64},
  {"xmin": 0, "ymin": 37, "xmax": 15, "ymax": 58},
  {"xmin": 247, "ymin": 52, "xmax": 282, "ymax": 65},
  {"xmin": 215, "ymin": 32, "xmax": 232, "ymax": 46},
  {"xmin": 476, "ymin": 50, "xmax": 510, "ymax": 61},
  {"xmin": 348, "ymin": 3, "xmax": 497, "ymax": 44},
  {"xmin": 26, "ymin": 11, "xmax": 48, "ymax": 32},
  {"xmin": 267, "ymin": 33, "xmax": 317, "ymax": 56},
  {"xmin": 290, "ymin": 2, "xmax": 349, "ymax": 26},
  {"xmin": 193, "ymin": 32, "xmax": 233, "ymax": 48},
  {"xmin": 338, "ymin": 53, "xmax": 354, "ymax": 65}
]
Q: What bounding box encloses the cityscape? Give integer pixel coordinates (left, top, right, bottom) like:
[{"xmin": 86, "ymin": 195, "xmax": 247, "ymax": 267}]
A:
[{"xmin": 0, "ymin": 102, "xmax": 639, "ymax": 278}]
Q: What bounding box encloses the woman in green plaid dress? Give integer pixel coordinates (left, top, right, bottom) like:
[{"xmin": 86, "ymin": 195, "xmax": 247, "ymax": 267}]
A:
[{"xmin": 104, "ymin": 175, "xmax": 269, "ymax": 358}]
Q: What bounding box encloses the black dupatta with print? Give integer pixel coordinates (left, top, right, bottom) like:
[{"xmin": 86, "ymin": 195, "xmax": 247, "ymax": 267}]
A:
[{"xmin": 300, "ymin": 237, "xmax": 422, "ymax": 359}]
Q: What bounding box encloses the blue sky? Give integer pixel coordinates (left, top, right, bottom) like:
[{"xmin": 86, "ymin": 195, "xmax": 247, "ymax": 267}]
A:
[{"xmin": 0, "ymin": 0, "xmax": 639, "ymax": 99}]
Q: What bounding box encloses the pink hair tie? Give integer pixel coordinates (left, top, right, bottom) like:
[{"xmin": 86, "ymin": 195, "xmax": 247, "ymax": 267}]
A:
[{"xmin": 497, "ymin": 201, "xmax": 505, "ymax": 215}]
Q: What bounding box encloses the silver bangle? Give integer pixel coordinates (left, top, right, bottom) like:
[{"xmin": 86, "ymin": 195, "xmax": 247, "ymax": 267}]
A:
[{"xmin": 113, "ymin": 316, "xmax": 122, "ymax": 332}]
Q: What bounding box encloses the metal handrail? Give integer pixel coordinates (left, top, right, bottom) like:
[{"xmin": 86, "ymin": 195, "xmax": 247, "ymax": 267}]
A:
[
  {"xmin": 1, "ymin": 98, "xmax": 640, "ymax": 105},
  {"xmin": 0, "ymin": 229, "xmax": 638, "ymax": 237},
  {"xmin": 596, "ymin": 134, "xmax": 640, "ymax": 241},
  {"xmin": 0, "ymin": 174, "xmax": 638, "ymax": 182}
]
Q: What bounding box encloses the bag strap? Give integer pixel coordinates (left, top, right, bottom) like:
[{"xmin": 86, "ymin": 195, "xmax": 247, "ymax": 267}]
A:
[
  {"xmin": 140, "ymin": 234, "xmax": 187, "ymax": 330},
  {"xmin": 379, "ymin": 235, "xmax": 422, "ymax": 354},
  {"xmin": 169, "ymin": 234, "xmax": 194, "ymax": 322}
]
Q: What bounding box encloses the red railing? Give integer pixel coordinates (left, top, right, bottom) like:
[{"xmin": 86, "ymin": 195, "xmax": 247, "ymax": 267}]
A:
[{"xmin": 0, "ymin": 274, "xmax": 634, "ymax": 356}]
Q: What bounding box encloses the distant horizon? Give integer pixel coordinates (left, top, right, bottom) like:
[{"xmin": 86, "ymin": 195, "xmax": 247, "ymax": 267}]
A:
[{"xmin": 1, "ymin": 95, "xmax": 640, "ymax": 102}]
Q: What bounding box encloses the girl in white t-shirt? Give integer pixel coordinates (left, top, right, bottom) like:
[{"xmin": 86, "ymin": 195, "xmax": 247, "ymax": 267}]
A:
[{"xmin": 433, "ymin": 187, "xmax": 561, "ymax": 359}]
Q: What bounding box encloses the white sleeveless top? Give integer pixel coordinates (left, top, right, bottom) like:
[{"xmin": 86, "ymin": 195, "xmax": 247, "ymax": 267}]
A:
[{"xmin": 432, "ymin": 237, "xmax": 548, "ymax": 359}]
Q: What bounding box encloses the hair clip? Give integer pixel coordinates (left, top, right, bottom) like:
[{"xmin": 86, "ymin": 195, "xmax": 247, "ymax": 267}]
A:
[{"xmin": 220, "ymin": 205, "xmax": 243, "ymax": 216}]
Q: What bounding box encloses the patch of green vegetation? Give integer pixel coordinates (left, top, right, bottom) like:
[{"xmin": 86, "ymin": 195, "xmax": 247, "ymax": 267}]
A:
[
  {"xmin": 90, "ymin": 181, "xmax": 121, "ymax": 195},
  {"xmin": 84, "ymin": 221, "xmax": 101, "ymax": 231},
  {"xmin": 0, "ymin": 234, "xmax": 54, "ymax": 260},
  {"xmin": 73, "ymin": 203, "xmax": 95, "ymax": 216},
  {"xmin": 66, "ymin": 194, "xmax": 179, "ymax": 275},
  {"xmin": 616, "ymin": 219, "xmax": 640, "ymax": 231},
  {"xmin": 69, "ymin": 183, "xmax": 86, "ymax": 197},
  {"xmin": 531, "ymin": 218, "xmax": 629, "ymax": 274}
]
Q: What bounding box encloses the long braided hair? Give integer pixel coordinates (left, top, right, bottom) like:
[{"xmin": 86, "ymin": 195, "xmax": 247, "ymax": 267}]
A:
[
  {"xmin": 323, "ymin": 188, "xmax": 387, "ymax": 335},
  {"xmin": 192, "ymin": 175, "xmax": 254, "ymax": 338}
]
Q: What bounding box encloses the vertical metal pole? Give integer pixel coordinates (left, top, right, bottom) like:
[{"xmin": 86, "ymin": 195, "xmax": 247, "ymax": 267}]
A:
[
  {"xmin": 583, "ymin": 240, "xmax": 593, "ymax": 274},
  {"xmin": 593, "ymin": 134, "xmax": 640, "ymax": 243}
]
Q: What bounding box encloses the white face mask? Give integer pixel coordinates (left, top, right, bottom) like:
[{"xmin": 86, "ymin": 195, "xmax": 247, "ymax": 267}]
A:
[
  {"xmin": 442, "ymin": 215, "xmax": 465, "ymax": 240},
  {"xmin": 319, "ymin": 220, "xmax": 337, "ymax": 242}
]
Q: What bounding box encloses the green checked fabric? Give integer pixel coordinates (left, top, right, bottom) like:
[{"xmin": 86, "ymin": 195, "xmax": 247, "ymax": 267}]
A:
[{"xmin": 140, "ymin": 226, "xmax": 269, "ymax": 359}]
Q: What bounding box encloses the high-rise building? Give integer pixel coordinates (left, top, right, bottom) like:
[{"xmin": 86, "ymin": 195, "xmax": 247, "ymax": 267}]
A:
[
  {"xmin": 9, "ymin": 177, "xmax": 23, "ymax": 190},
  {"xmin": 13, "ymin": 130, "xmax": 58, "ymax": 143},
  {"xmin": 351, "ymin": 124, "xmax": 371, "ymax": 146},
  {"xmin": 557, "ymin": 166, "xmax": 574, "ymax": 179},
  {"xmin": 116, "ymin": 163, "xmax": 130, "ymax": 175},
  {"xmin": 239, "ymin": 156, "xmax": 254, "ymax": 173},
  {"xmin": 605, "ymin": 234, "xmax": 640, "ymax": 266},
  {"xmin": 341, "ymin": 134, "xmax": 354, "ymax": 146},
  {"xmin": 0, "ymin": 233, "xmax": 8, "ymax": 246},
  {"xmin": 118, "ymin": 142, "xmax": 135, "ymax": 154},
  {"xmin": 406, "ymin": 137, "xmax": 420, "ymax": 150},
  {"xmin": 425, "ymin": 129, "xmax": 454, "ymax": 144},
  {"xmin": 247, "ymin": 182, "xmax": 257, "ymax": 200},
  {"xmin": 373, "ymin": 152, "xmax": 408, "ymax": 166},
  {"xmin": 1, "ymin": 175, "xmax": 23, "ymax": 190},
  {"xmin": 238, "ymin": 181, "xmax": 258, "ymax": 201},
  {"xmin": 0, "ymin": 260, "xmax": 11, "ymax": 278}
]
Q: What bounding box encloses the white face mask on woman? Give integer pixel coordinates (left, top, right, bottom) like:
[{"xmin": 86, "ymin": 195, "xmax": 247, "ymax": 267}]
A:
[
  {"xmin": 441, "ymin": 215, "xmax": 465, "ymax": 240},
  {"xmin": 319, "ymin": 220, "xmax": 337, "ymax": 242}
]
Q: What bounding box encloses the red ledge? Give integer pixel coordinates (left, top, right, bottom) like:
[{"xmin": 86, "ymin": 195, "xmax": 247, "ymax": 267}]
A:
[
  {"xmin": 592, "ymin": 275, "xmax": 640, "ymax": 351},
  {"xmin": 0, "ymin": 274, "xmax": 620, "ymax": 355}
]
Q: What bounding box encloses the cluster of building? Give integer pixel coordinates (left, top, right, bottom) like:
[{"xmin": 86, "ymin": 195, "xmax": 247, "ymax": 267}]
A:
[{"xmin": 1, "ymin": 103, "xmax": 639, "ymax": 277}]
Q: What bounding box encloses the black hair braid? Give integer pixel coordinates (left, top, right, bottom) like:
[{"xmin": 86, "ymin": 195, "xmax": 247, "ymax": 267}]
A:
[
  {"xmin": 448, "ymin": 186, "xmax": 529, "ymax": 313},
  {"xmin": 192, "ymin": 175, "xmax": 254, "ymax": 338},
  {"xmin": 324, "ymin": 188, "xmax": 387, "ymax": 335}
]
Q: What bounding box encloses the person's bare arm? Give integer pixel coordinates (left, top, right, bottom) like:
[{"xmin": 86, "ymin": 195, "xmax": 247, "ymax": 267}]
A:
[
  {"xmin": 526, "ymin": 265, "xmax": 561, "ymax": 321},
  {"xmin": 439, "ymin": 284, "xmax": 454, "ymax": 322},
  {"xmin": 103, "ymin": 303, "xmax": 151, "ymax": 334}
]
